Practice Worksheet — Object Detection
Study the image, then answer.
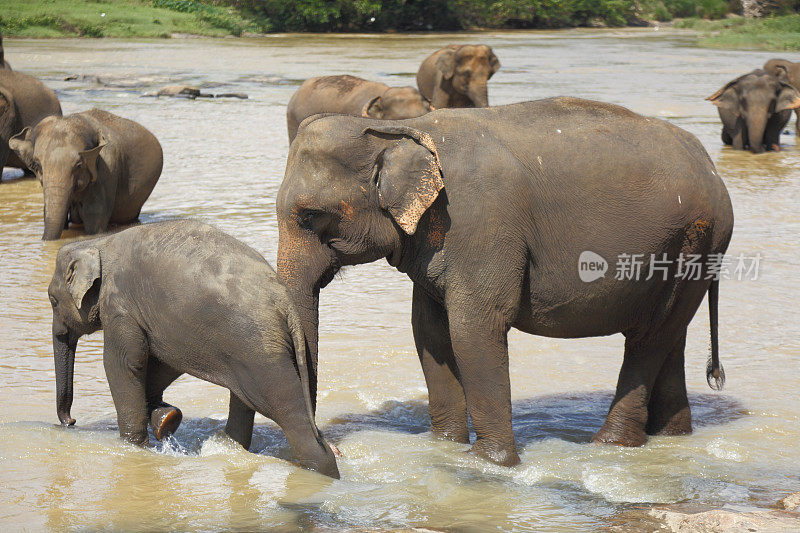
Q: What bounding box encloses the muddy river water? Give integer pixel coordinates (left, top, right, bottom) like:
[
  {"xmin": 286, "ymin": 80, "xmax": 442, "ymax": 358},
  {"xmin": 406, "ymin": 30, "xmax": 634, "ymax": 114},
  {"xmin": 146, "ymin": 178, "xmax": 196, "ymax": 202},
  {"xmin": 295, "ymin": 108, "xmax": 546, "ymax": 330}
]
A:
[{"xmin": 1, "ymin": 30, "xmax": 798, "ymax": 531}]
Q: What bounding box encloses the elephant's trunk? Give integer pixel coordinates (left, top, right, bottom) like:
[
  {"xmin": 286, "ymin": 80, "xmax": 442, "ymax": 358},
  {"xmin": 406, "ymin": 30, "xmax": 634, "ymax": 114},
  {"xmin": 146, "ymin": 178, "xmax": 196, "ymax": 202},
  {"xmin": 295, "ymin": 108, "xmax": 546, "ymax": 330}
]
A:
[
  {"xmin": 53, "ymin": 321, "xmax": 77, "ymax": 426},
  {"xmin": 42, "ymin": 185, "xmax": 71, "ymax": 240},
  {"xmin": 277, "ymin": 220, "xmax": 333, "ymax": 412},
  {"xmin": 468, "ymin": 81, "xmax": 490, "ymax": 108},
  {"xmin": 746, "ymin": 113, "xmax": 768, "ymax": 154}
]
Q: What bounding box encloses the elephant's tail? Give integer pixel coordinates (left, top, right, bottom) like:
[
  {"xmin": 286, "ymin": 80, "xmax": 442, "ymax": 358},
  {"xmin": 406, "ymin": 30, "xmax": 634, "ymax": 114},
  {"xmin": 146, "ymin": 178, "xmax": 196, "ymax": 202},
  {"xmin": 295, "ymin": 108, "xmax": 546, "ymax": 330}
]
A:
[
  {"xmin": 287, "ymin": 305, "xmax": 320, "ymax": 440},
  {"xmin": 706, "ymin": 279, "xmax": 725, "ymax": 390}
]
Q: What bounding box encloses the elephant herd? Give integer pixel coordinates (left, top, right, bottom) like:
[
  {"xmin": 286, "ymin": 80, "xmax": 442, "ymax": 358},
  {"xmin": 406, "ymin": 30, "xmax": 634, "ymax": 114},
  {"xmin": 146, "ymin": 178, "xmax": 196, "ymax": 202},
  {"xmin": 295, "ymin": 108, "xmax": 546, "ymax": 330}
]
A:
[{"xmin": 1, "ymin": 39, "xmax": 744, "ymax": 479}]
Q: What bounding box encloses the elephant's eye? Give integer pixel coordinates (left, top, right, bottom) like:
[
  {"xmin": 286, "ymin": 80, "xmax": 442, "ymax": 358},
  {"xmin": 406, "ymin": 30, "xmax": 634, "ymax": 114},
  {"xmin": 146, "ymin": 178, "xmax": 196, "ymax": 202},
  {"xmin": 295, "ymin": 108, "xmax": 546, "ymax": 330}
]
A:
[
  {"xmin": 297, "ymin": 209, "xmax": 316, "ymax": 229},
  {"xmin": 49, "ymin": 295, "xmax": 58, "ymax": 308}
]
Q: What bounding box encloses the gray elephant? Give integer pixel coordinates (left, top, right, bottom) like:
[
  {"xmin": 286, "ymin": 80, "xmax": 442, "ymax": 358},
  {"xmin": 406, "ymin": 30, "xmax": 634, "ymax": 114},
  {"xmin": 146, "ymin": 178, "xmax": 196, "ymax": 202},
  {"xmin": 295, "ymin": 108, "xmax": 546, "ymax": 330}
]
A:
[
  {"xmin": 1, "ymin": 70, "xmax": 61, "ymax": 175},
  {"xmin": 48, "ymin": 219, "xmax": 339, "ymax": 478},
  {"xmin": 707, "ymin": 69, "xmax": 800, "ymax": 153},
  {"xmin": 763, "ymin": 58, "xmax": 800, "ymax": 136},
  {"xmin": 416, "ymin": 44, "xmax": 500, "ymax": 108},
  {"xmin": 286, "ymin": 75, "xmax": 433, "ymax": 142},
  {"xmin": 276, "ymin": 98, "xmax": 734, "ymax": 467},
  {"xmin": 9, "ymin": 109, "xmax": 162, "ymax": 240},
  {"xmin": 1, "ymin": 33, "xmax": 10, "ymax": 70}
]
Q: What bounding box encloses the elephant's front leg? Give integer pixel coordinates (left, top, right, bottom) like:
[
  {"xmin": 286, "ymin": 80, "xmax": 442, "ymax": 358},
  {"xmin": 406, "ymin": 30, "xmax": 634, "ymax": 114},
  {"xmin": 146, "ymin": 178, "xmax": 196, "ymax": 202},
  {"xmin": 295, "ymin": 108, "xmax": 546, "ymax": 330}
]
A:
[
  {"xmin": 103, "ymin": 317, "xmax": 150, "ymax": 446},
  {"xmin": 448, "ymin": 306, "xmax": 519, "ymax": 467},
  {"xmin": 412, "ymin": 284, "xmax": 468, "ymax": 444}
]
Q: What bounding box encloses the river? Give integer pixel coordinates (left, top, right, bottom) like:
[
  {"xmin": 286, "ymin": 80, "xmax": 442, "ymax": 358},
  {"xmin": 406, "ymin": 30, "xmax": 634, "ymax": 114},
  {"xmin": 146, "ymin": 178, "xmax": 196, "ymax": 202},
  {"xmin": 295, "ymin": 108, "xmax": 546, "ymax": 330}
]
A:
[{"xmin": 1, "ymin": 29, "xmax": 798, "ymax": 531}]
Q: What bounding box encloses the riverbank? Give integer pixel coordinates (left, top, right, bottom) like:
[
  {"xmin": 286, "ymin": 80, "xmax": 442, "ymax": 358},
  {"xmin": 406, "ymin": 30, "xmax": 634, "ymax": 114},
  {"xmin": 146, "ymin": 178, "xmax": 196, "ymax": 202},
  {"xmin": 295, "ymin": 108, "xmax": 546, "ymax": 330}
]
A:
[
  {"xmin": 1, "ymin": 1, "xmax": 799, "ymax": 51},
  {"xmin": 676, "ymin": 14, "xmax": 800, "ymax": 51}
]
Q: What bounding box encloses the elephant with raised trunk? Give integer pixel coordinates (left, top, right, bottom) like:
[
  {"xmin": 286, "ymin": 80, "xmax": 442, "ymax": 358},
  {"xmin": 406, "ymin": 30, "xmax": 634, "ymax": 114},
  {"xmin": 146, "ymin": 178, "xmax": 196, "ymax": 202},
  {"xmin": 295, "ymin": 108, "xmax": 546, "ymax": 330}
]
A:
[
  {"xmin": 707, "ymin": 69, "xmax": 800, "ymax": 153},
  {"xmin": 1, "ymin": 70, "xmax": 61, "ymax": 175},
  {"xmin": 416, "ymin": 44, "xmax": 500, "ymax": 108},
  {"xmin": 763, "ymin": 58, "xmax": 800, "ymax": 136},
  {"xmin": 286, "ymin": 75, "xmax": 433, "ymax": 142},
  {"xmin": 277, "ymin": 98, "xmax": 733, "ymax": 467},
  {"xmin": 10, "ymin": 108, "xmax": 162, "ymax": 240},
  {"xmin": 48, "ymin": 220, "xmax": 339, "ymax": 478}
]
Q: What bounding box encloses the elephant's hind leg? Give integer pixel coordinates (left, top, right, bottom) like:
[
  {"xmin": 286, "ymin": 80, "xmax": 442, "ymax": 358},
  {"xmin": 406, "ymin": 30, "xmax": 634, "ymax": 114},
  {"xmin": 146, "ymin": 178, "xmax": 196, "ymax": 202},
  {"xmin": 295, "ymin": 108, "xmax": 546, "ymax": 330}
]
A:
[
  {"xmin": 592, "ymin": 335, "xmax": 674, "ymax": 447},
  {"xmin": 412, "ymin": 284, "xmax": 469, "ymax": 444},
  {"xmin": 145, "ymin": 357, "xmax": 183, "ymax": 440},
  {"xmin": 225, "ymin": 391, "xmax": 255, "ymax": 450},
  {"xmin": 646, "ymin": 331, "xmax": 692, "ymax": 436}
]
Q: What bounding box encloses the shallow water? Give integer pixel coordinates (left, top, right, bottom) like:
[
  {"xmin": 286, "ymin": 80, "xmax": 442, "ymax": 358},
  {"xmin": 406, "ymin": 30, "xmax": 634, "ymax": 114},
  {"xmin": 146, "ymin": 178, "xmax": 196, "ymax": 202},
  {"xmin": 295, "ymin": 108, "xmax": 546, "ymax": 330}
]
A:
[{"xmin": 1, "ymin": 29, "xmax": 798, "ymax": 531}]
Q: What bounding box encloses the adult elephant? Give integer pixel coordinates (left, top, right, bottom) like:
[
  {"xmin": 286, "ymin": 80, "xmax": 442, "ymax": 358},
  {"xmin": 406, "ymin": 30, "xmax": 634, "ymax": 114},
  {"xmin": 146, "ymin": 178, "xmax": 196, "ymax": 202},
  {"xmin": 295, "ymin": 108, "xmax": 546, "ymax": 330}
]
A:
[
  {"xmin": 9, "ymin": 108, "xmax": 162, "ymax": 240},
  {"xmin": 286, "ymin": 75, "xmax": 433, "ymax": 142},
  {"xmin": 416, "ymin": 44, "xmax": 500, "ymax": 108},
  {"xmin": 277, "ymin": 98, "xmax": 734, "ymax": 466},
  {"xmin": 1, "ymin": 70, "xmax": 61, "ymax": 174},
  {"xmin": 707, "ymin": 69, "xmax": 800, "ymax": 153},
  {"xmin": 763, "ymin": 58, "xmax": 800, "ymax": 136}
]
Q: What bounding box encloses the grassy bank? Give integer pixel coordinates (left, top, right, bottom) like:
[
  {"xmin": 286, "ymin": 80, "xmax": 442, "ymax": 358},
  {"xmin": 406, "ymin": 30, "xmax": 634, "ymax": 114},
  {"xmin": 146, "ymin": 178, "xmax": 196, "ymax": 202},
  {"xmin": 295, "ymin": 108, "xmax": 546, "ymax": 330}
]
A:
[
  {"xmin": 0, "ymin": 0, "xmax": 260, "ymax": 38},
  {"xmin": 676, "ymin": 14, "xmax": 800, "ymax": 51}
]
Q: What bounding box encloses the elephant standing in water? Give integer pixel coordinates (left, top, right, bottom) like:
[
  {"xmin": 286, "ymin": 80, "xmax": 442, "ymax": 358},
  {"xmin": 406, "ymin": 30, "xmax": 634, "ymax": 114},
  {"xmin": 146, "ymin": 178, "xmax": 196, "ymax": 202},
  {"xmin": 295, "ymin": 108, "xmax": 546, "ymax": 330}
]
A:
[
  {"xmin": 276, "ymin": 98, "xmax": 733, "ymax": 466},
  {"xmin": 1, "ymin": 70, "xmax": 61, "ymax": 174},
  {"xmin": 9, "ymin": 109, "xmax": 162, "ymax": 240},
  {"xmin": 286, "ymin": 75, "xmax": 433, "ymax": 142},
  {"xmin": 48, "ymin": 220, "xmax": 339, "ymax": 478},
  {"xmin": 763, "ymin": 58, "xmax": 800, "ymax": 136},
  {"xmin": 416, "ymin": 44, "xmax": 500, "ymax": 108},
  {"xmin": 707, "ymin": 69, "xmax": 800, "ymax": 153}
]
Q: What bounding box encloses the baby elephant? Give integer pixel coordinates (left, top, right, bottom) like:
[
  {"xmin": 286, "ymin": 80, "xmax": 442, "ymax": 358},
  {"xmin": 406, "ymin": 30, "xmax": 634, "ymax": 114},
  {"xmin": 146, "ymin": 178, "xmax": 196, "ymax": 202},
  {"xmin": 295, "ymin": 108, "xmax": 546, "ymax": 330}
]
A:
[
  {"xmin": 286, "ymin": 74, "xmax": 433, "ymax": 142},
  {"xmin": 10, "ymin": 109, "xmax": 162, "ymax": 240},
  {"xmin": 48, "ymin": 220, "xmax": 339, "ymax": 478},
  {"xmin": 707, "ymin": 69, "xmax": 800, "ymax": 153},
  {"xmin": 763, "ymin": 58, "xmax": 800, "ymax": 137}
]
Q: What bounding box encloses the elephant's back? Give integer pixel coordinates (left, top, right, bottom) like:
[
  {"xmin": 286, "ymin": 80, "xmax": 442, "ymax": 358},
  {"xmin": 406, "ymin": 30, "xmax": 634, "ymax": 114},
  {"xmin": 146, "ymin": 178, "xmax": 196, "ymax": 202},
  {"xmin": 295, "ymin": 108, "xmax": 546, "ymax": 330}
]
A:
[
  {"xmin": 292, "ymin": 75, "xmax": 386, "ymax": 116},
  {"xmin": 0, "ymin": 70, "xmax": 61, "ymax": 125}
]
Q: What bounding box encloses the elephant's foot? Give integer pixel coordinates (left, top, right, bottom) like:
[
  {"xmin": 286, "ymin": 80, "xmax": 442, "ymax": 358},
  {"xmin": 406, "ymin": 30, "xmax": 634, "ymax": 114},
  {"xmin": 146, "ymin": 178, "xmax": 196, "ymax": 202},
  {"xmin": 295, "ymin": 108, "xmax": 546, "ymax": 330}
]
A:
[
  {"xmin": 591, "ymin": 421, "xmax": 648, "ymax": 447},
  {"xmin": 646, "ymin": 406, "xmax": 692, "ymax": 436},
  {"xmin": 430, "ymin": 418, "xmax": 470, "ymax": 444},
  {"xmin": 470, "ymin": 438, "xmax": 520, "ymax": 467},
  {"xmin": 150, "ymin": 404, "xmax": 182, "ymax": 440}
]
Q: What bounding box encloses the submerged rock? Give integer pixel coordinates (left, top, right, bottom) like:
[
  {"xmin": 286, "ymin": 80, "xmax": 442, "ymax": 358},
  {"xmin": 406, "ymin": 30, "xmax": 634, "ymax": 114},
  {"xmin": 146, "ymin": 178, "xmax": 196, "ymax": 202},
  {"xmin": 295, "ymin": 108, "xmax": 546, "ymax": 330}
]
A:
[{"xmin": 156, "ymin": 85, "xmax": 201, "ymax": 98}]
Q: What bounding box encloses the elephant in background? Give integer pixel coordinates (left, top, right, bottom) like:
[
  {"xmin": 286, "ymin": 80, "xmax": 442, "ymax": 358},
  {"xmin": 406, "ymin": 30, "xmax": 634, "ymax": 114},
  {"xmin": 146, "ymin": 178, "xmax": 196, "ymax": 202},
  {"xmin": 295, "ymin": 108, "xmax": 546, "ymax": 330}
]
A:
[
  {"xmin": 1, "ymin": 33, "xmax": 10, "ymax": 70},
  {"xmin": 10, "ymin": 108, "xmax": 162, "ymax": 240},
  {"xmin": 763, "ymin": 58, "xmax": 800, "ymax": 136},
  {"xmin": 277, "ymin": 99, "xmax": 733, "ymax": 467},
  {"xmin": 1, "ymin": 70, "xmax": 61, "ymax": 175},
  {"xmin": 48, "ymin": 220, "xmax": 339, "ymax": 478},
  {"xmin": 286, "ymin": 75, "xmax": 433, "ymax": 142},
  {"xmin": 707, "ymin": 69, "xmax": 800, "ymax": 153},
  {"xmin": 416, "ymin": 44, "xmax": 500, "ymax": 108}
]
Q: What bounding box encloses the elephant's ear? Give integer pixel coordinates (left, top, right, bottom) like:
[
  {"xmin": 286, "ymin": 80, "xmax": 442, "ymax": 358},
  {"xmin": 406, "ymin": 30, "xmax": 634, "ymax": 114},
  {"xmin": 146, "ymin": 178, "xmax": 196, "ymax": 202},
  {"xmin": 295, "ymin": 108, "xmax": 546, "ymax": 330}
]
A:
[
  {"xmin": 363, "ymin": 125, "xmax": 444, "ymax": 235},
  {"xmin": 79, "ymin": 135, "xmax": 107, "ymax": 184},
  {"xmin": 436, "ymin": 49, "xmax": 456, "ymax": 79},
  {"xmin": 65, "ymin": 247, "xmax": 101, "ymax": 310},
  {"xmin": 8, "ymin": 127, "xmax": 34, "ymax": 168},
  {"xmin": 362, "ymin": 96, "xmax": 383, "ymax": 118},
  {"xmin": 776, "ymin": 84, "xmax": 800, "ymax": 112},
  {"xmin": 488, "ymin": 49, "xmax": 501, "ymax": 77},
  {"xmin": 706, "ymin": 80, "xmax": 740, "ymax": 116}
]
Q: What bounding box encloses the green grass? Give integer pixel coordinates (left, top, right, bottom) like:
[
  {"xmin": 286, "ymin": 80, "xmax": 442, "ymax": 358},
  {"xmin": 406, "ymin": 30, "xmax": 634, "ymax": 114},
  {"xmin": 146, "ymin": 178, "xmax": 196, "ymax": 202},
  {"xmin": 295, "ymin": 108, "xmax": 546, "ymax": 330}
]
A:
[
  {"xmin": 0, "ymin": 0, "xmax": 262, "ymax": 38},
  {"xmin": 676, "ymin": 14, "xmax": 800, "ymax": 51}
]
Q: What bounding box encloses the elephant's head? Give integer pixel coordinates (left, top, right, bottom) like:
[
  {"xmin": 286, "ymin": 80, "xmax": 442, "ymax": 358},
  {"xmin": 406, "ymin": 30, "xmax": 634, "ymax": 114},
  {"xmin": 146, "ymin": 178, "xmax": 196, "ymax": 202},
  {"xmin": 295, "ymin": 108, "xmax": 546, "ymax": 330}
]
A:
[
  {"xmin": 276, "ymin": 116, "xmax": 444, "ymax": 392},
  {"xmin": 437, "ymin": 44, "xmax": 500, "ymax": 107},
  {"xmin": 48, "ymin": 242, "xmax": 103, "ymax": 426},
  {"xmin": 707, "ymin": 69, "xmax": 800, "ymax": 153},
  {"xmin": 9, "ymin": 116, "xmax": 107, "ymax": 240},
  {"xmin": 763, "ymin": 59, "xmax": 800, "ymax": 88},
  {"xmin": 362, "ymin": 86, "xmax": 434, "ymax": 120}
]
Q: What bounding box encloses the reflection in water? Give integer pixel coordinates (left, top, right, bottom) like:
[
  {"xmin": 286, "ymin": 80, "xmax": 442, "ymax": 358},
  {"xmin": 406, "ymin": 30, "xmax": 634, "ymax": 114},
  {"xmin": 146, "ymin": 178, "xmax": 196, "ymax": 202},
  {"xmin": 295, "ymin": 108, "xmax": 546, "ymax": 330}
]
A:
[{"xmin": 1, "ymin": 30, "xmax": 799, "ymax": 530}]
